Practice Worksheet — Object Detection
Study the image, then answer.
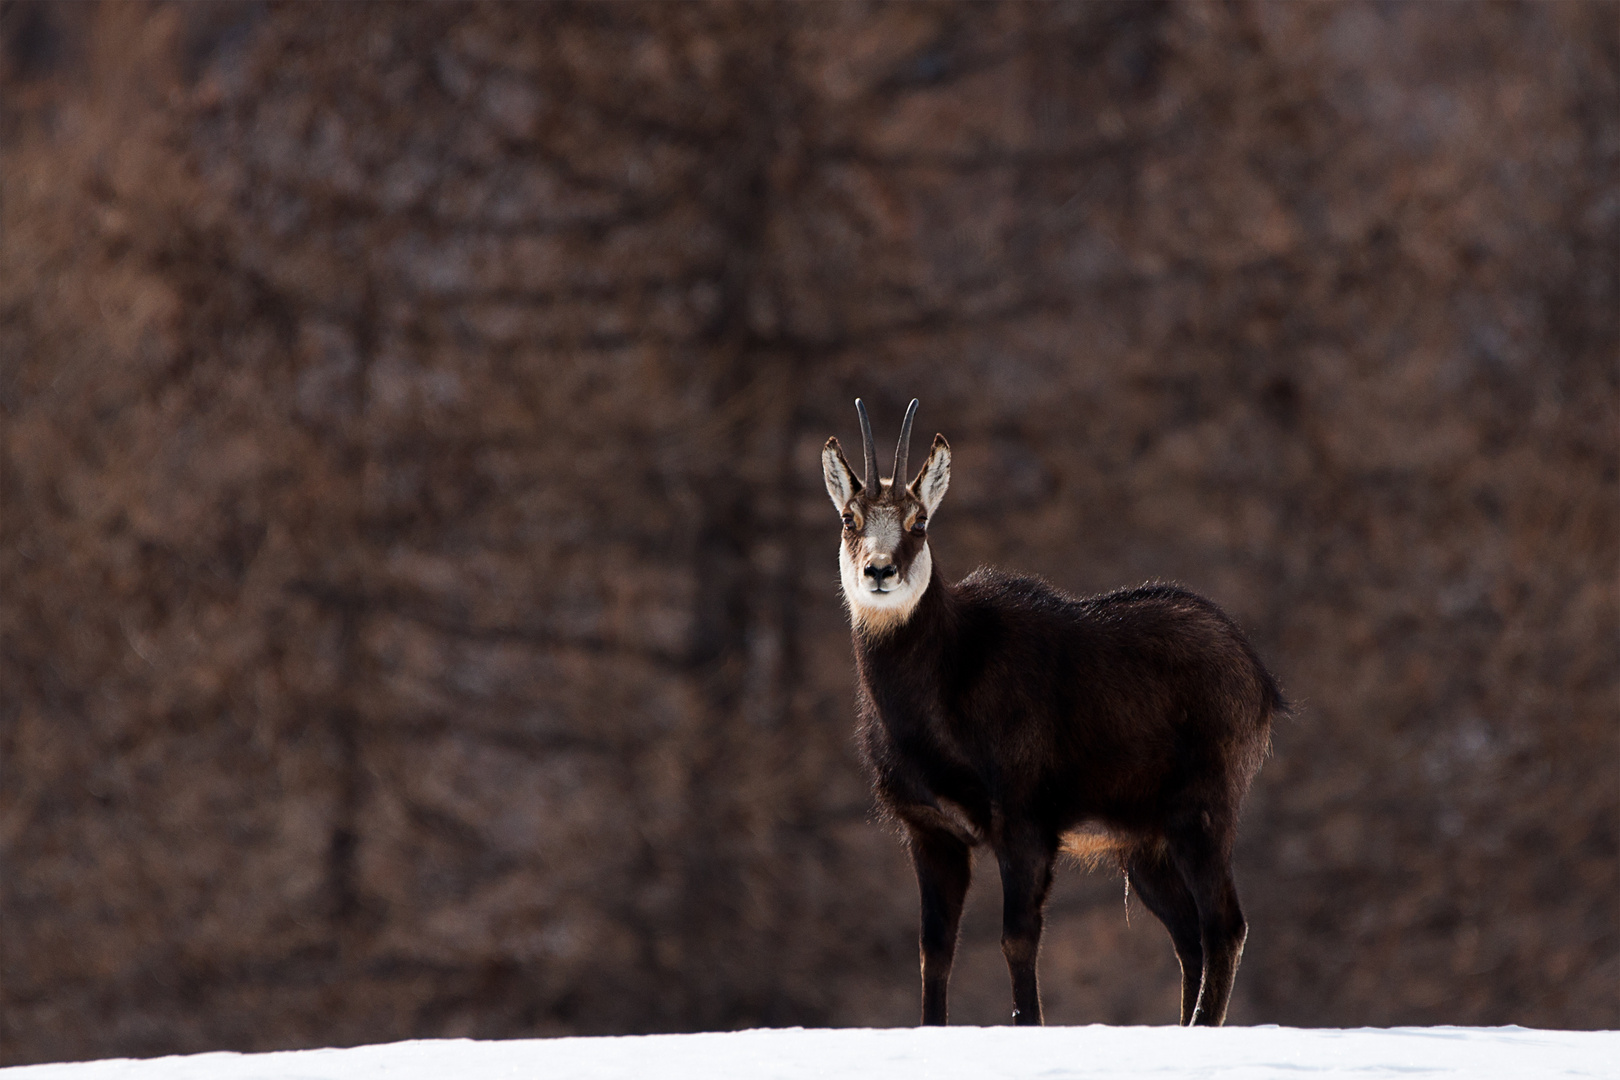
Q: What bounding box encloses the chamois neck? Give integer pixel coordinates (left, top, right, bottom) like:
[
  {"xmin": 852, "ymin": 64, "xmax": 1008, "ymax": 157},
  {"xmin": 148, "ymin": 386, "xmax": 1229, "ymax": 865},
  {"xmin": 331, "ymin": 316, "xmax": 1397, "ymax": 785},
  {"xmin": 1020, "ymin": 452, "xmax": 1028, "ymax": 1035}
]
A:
[{"xmin": 852, "ymin": 559, "xmax": 956, "ymax": 657}]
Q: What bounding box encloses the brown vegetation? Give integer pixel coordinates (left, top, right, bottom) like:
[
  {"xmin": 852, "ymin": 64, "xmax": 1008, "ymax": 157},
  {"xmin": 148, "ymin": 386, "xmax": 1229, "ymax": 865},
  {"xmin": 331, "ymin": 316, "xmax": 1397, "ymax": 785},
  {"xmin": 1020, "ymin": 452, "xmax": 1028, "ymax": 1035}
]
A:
[{"xmin": 1, "ymin": 0, "xmax": 1615, "ymax": 1065}]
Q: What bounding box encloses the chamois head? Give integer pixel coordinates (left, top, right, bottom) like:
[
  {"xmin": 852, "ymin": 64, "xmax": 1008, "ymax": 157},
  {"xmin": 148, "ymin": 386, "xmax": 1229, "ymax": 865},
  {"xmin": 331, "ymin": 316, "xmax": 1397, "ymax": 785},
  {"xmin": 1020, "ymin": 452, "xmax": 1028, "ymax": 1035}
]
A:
[{"xmin": 823, "ymin": 398, "xmax": 951, "ymax": 635}]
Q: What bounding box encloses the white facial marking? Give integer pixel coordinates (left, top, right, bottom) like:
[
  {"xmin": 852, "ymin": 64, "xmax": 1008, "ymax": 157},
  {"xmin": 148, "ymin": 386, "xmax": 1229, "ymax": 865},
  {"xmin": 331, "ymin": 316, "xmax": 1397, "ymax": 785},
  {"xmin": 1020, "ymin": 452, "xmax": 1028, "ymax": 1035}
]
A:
[
  {"xmin": 839, "ymin": 502, "xmax": 931, "ymax": 636},
  {"xmin": 865, "ymin": 506, "xmax": 900, "ymax": 555}
]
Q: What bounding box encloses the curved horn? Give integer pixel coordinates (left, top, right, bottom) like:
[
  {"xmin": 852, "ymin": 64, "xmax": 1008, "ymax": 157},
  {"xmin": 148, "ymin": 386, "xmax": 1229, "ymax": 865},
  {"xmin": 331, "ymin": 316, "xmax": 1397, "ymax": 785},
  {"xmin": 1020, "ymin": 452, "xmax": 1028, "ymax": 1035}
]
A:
[
  {"xmin": 855, "ymin": 398, "xmax": 879, "ymax": 486},
  {"xmin": 893, "ymin": 398, "xmax": 918, "ymax": 485}
]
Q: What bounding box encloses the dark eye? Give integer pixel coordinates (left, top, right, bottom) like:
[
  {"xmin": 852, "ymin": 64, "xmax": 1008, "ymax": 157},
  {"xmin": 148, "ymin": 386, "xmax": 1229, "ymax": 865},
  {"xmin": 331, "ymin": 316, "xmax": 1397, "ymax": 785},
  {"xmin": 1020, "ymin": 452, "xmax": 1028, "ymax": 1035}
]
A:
[
  {"xmin": 842, "ymin": 512, "xmax": 856, "ymax": 531},
  {"xmin": 910, "ymin": 516, "xmax": 927, "ymax": 536}
]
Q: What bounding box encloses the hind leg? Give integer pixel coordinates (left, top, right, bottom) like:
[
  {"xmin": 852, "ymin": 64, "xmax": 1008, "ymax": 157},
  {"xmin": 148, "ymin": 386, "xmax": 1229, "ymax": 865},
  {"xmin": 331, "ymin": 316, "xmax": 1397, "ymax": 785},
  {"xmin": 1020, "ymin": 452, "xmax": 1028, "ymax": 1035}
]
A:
[
  {"xmin": 1164, "ymin": 822, "xmax": 1248, "ymax": 1026},
  {"xmin": 1125, "ymin": 846, "xmax": 1204, "ymax": 1025}
]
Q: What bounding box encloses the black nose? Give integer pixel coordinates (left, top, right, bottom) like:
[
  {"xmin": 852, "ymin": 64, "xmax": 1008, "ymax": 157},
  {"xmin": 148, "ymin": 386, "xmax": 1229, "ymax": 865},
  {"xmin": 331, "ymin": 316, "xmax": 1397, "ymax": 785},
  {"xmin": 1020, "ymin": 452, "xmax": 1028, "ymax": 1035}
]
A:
[{"xmin": 864, "ymin": 563, "xmax": 897, "ymax": 582}]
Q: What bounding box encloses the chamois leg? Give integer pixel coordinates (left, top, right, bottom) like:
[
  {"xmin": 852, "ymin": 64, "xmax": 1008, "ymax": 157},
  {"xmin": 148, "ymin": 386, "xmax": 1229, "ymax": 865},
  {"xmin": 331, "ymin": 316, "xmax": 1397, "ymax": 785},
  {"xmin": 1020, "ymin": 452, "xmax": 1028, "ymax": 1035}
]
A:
[
  {"xmin": 908, "ymin": 826, "xmax": 972, "ymax": 1026},
  {"xmin": 1166, "ymin": 824, "xmax": 1247, "ymax": 1027},
  {"xmin": 995, "ymin": 825, "xmax": 1056, "ymax": 1026},
  {"xmin": 1125, "ymin": 847, "xmax": 1204, "ymax": 1025}
]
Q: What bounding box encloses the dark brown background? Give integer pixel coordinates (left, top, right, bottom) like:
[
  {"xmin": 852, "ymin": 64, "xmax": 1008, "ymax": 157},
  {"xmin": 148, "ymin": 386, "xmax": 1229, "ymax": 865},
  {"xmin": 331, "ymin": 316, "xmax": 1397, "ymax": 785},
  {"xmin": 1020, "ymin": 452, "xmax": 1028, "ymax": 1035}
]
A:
[{"xmin": 2, "ymin": 0, "xmax": 1615, "ymax": 1066}]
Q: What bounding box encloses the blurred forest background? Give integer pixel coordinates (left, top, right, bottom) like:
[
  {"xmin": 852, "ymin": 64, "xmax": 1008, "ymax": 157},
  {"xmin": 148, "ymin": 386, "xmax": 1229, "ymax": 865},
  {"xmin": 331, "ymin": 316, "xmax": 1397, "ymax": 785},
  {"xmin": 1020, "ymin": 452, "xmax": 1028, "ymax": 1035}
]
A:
[{"xmin": 1, "ymin": 0, "xmax": 1616, "ymax": 1066}]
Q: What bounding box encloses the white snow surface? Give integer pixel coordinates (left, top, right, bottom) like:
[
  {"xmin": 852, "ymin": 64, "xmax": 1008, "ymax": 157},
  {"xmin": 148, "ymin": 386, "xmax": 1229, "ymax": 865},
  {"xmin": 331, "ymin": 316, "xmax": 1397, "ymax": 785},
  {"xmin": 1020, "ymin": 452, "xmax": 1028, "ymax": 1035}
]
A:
[{"xmin": 6, "ymin": 1025, "xmax": 1614, "ymax": 1080}]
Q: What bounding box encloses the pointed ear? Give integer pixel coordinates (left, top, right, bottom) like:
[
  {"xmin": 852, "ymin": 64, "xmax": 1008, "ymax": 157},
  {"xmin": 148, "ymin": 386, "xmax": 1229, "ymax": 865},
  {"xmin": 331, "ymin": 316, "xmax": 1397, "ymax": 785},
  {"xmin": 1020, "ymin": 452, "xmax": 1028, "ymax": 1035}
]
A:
[
  {"xmin": 909, "ymin": 434, "xmax": 950, "ymax": 516},
  {"xmin": 823, "ymin": 437, "xmax": 862, "ymax": 510}
]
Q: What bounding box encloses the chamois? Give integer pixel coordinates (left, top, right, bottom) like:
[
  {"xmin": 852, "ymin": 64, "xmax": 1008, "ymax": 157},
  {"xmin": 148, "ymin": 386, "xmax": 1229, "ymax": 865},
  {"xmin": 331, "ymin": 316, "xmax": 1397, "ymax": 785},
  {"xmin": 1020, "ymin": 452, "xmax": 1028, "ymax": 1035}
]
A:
[{"xmin": 823, "ymin": 398, "xmax": 1282, "ymax": 1027}]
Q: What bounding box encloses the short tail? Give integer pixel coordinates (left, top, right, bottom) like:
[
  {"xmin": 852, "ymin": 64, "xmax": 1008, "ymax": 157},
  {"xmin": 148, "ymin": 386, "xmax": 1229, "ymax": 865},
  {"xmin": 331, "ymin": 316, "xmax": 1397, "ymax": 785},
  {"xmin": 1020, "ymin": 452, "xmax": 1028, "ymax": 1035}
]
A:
[{"xmin": 1263, "ymin": 668, "xmax": 1290, "ymax": 720}]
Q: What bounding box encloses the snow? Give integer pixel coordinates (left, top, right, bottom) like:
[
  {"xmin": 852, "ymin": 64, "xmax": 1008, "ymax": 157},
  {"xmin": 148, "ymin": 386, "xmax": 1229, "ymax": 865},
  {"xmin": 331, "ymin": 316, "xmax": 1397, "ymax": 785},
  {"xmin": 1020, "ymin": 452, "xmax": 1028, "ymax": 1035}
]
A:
[{"xmin": 5, "ymin": 1025, "xmax": 1614, "ymax": 1080}]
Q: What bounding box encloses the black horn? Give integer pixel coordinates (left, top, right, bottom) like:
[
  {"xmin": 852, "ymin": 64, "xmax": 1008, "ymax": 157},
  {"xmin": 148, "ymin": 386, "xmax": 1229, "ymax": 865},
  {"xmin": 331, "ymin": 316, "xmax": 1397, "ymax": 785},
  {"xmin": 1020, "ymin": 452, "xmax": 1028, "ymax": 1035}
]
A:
[
  {"xmin": 893, "ymin": 398, "xmax": 918, "ymax": 485},
  {"xmin": 856, "ymin": 398, "xmax": 879, "ymax": 487}
]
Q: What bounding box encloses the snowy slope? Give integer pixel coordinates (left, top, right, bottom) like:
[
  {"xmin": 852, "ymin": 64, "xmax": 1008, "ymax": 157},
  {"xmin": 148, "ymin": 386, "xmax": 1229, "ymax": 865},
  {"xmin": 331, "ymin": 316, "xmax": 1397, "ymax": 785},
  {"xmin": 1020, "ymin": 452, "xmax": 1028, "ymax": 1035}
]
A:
[{"xmin": 5, "ymin": 1025, "xmax": 1614, "ymax": 1080}]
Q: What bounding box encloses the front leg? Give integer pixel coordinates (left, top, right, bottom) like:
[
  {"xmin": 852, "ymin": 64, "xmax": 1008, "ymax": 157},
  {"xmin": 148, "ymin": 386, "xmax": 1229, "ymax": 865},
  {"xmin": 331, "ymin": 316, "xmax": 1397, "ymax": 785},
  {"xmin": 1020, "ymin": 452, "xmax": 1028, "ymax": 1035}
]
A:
[
  {"xmin": 995, "ymin": 820, "xmax": 1057, "ymax": 1026},
  {"xmin": 907, "ymin": 824, "xmax": 972, "ymax": 1025}
]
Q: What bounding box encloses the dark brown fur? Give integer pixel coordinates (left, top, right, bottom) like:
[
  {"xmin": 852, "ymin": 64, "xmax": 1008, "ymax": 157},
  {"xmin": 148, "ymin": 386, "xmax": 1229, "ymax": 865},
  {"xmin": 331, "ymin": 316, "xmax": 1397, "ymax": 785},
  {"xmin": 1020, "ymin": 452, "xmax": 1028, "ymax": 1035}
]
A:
[
  {"xmin": 852, "ymin": 559, "xmax": 1282, "ymax": 1026},
  {"xmin": 824, "ymin": 402, "xmax": 1282, "ymax": 1026}
]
